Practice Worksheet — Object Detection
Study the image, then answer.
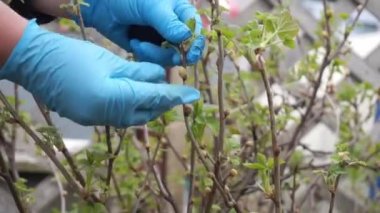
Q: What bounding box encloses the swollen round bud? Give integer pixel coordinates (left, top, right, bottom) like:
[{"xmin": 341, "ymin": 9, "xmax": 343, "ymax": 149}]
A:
[
  {"xmin": 326, "ymin": 8, "xmax": 333, "ymax": 19},
  {"xmin": 322, "ymin": 30, "xmax": 329, "ymax": 39},
  {"xmin": 161, "ymin": 137, "xmax": 168, "ymax": 145},
  {"xmin": 201, "ymin": 150, "xmax": 208, "ymax": 157},
  {"xmin": 207, "ymin": 172, "xmax": 215, "ymax": 179},
  {"xmin": 228, "ymin": 201, "xmax": 236, "ymax": 207},
  {"xmin": 178, "ymin": 67, "xmax": 188, "ymax": 81},
  {"xmin": 181, "ymin": 155, "xmax": 188, "ymax": 161},
  {"xmin": 204, "ymin": 187, "xmax": 212, "ymax": 193},
  {"xmin": 145, "ymin": 143, "xmax": 150, "ymax": 150},
  {"xmin": 200, "ymin": 144, "xmax": 207, "ymax": 150},
  {"xmin": 246, "ymin": 140, "xmax": 254, "ymax": 147},
  {"xmin": 229, "ymin": 169, "xmax": 238, "ymax": 177}
]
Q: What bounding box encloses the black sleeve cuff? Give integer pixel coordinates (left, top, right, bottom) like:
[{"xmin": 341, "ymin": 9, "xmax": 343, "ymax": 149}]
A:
[{"xmin": 9, "ymin": 0, "xmax": 56, "ymax": 24}]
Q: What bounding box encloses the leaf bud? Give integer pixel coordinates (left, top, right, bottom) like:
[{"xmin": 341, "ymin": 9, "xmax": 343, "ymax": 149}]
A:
[
  {"xmin": 178, "ymin": 67, "xmax": 188, "ymax": 81},
  {"xmin": 229, "ymin": 169, "xmax": 238, "ymax": 177}
]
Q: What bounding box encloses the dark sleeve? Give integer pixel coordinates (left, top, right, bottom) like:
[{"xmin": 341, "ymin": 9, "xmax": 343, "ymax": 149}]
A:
[{"xmin": 9, "ymin": 0, "xmax": 56, "ymax": 24}]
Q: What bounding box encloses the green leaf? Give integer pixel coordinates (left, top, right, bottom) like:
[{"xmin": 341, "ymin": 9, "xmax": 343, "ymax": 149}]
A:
[
  {"xmin": 193, "ymin": 100, "xmax": 204, "ymax": 117},
  {"xmin": 289, "ymin": 150, "xmax": 304, "ymax": 168},
  {"xmin": 206, "ymin": 118, "xmax": 219, "ymax": 135},
  {"xmin": 339, "ymin": 13, "xmax": 350, "ymax": 20},
  {"xmin": 37, "ymin": 126, "xmax": 64, "ymax": 151},
  {"xmin": 257, "ymin": 153, "xmax": 267, "ymax": 165},
  {"xmin": 217, "ymin": 25, "xmax": 236, "ymax": 40},
  {"xmin": 162, "ymin": 110, "xmax": 180, "ymax": 123},
  {"xmin": 212, "ymin": 204, "xmax": 222, "ymax": 212},
  {"xmin": 337, "ymin": 83, "xmax": 357, "ymax": 102},
  {"xmin": 268, "ymin": 158, "xmax": 274, "ymax": 169},
  {"xmin": 186, "ymin": 18, "xmax": 197, "ymax": 34},
  {"xmin": 191, "ymin": 121, "xmax": 206, "ymax": 142},
  {"xmin": 254, "ymin": 10, "xmax": 299, "ymax": 48},
  {"xmin": 283, "ymin": 37, "xmax": 296, "ymax": 48},
  {"xmin": 244, "ymin": 162, "xmax": 267, "ymax": 170},
  {"xmin": 276, "ymin": 11, "xmax": 299, "ymax": 46}
]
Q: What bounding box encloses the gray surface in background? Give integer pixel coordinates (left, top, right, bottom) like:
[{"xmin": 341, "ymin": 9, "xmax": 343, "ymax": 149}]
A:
[{"xmin": 0, "ymin": 80, "xmax": 93, "ymax": 140}]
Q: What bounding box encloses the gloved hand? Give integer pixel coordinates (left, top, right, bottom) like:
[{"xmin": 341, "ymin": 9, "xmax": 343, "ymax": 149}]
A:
[
  {"xmin": 0, "ymin": 20, "xmax": 200, "ymax": 127},
  {"xmin": 79, "ymin": 0, "xmax": 205, "ymax": 66}
]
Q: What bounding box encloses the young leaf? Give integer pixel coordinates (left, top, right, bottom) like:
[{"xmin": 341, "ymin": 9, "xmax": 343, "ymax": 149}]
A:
[
  {"xmin": 276, "ymin": 10, "xmax": 299, "ymax": 45},
  {"xmin": 186, "ymin": 18, "xmax": 197, "ymax": 34},
  {"xmin": 257, "ymin": 153, "xmax": 267, "ymax": 165},
  {"xmin": 244, "ymin": 162, "xmax": 267, "ymax": 170}
]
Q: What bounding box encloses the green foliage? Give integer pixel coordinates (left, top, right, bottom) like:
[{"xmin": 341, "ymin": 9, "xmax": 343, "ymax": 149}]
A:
[
  {"xmin": 186, "ymin": 18, "xmax": 197, "ymax": 34},
  {"xmin": 37, "ymin": 126, "xmax": 65, "ymax": 150},
  {"xmin": 190, "ymin": 100, "xmax": 219, "ymax": 142},
  {"xmin": 15, "ymin": 178, "xmax": 35, "ymax": 205},
  {"xmin": 289, "ymin": 150, "xmax": 304, "ymax": 169},
  {"xmin": 240, "ymin": 10, "xmax": 299, "ymax": 49},
  {"xmin": 68, "ymin": 202, "xmax": 107, "ymax": 213}
]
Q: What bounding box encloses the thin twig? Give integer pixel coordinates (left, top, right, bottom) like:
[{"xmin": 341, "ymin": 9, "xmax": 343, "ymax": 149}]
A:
[
  {"xmin": 111, "ymin": 172, "xmax": 126, "ymax": 210},
  {"xmin": 48, "ymin": 159, "xmax": 66, "ymax": 213},
  {"xmin": 328, "ymin": 175, "xmax": 341, "ymax": 213},
  {"xmin": 164, "ymin": 135, "xmax": 188, "ymax": 170},
  {"xmin": 73, "ymin": 0, "xmax": 87, "ymax": 41},
  {"xmin": 179, "ymin": 44, "xmax": 211, "ymax": 212},
  {"xmin": 34, "ymin": 97, "xmax": 86, "ymax": 187},
  {"xmin": 0, "ymin": 149, "xmax": 25, "ymax": 213},
  {"xmin": 215, "ymin": 1, "xmax": 226, "ymax": 168},
  {"xmin": 290, "ymin": 167, "xmax": 297, "ymax": 213},
  {"xmin": 142, "ymin": 126, "xmax": 179, "ymax": 213},
  {"xmin": 0, "ymin": 91, "xmax": 100, "ymax": 203},
  {"xmin": 297, "ymin": 177, "xmax": 320, "ymax": 210},
  {"xmin": 105, "ymin": 126, "xmax": 113, "ymax": 191},
  {"xmin": 187, "ymin": 134, "xmax": 196, "ymax": 213},
  {"xmin": 201, "ymin": 54, "xmax": 214, "ymax": 104},
  {"xmin": 9, "ymin": 83, "xmax": 19, "ymax": 180},
  {"xmin": 286, "ymin": 0, "xmax": 369, "ymax": 155},
  {"xmin": 207, "ymin": 0, "xmax": 227, "ymax": 210},
  {"xmin": 256, "ymin": 51, "xmax": 281, "ymax": 213}
]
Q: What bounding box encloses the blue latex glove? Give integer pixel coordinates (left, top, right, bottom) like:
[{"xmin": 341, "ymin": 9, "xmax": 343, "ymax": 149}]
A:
[
  {"xmin": 0, "ymin": 20, "xmax": 200, "ymax": 127},
  {"xmin": 79, "ymin": 0, "xmax": 205, "ymax": 66}
]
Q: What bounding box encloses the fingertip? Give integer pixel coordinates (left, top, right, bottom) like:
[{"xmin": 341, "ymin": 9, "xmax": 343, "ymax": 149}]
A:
[
  {"xmin": 186, "ymin": 35, "xmax": 206, "ymax": 64},
  {"xmin": 179, "ymin": 86, "xmax": 201, "ymax": 104},
  {"xmin": 164, "ymin": 22, "xmax": 192, "ymax": 44},
  {"xmin": 139, "ymin": 62, "xmax": 166, "ymax": 83}
]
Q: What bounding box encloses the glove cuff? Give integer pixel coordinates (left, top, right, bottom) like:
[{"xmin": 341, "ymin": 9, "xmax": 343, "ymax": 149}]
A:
[{"xmin": 0, "ymin": 19, "xmax": 48, "ymax": 85}]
